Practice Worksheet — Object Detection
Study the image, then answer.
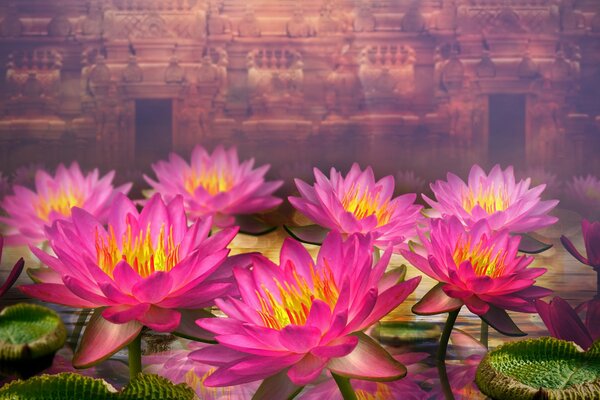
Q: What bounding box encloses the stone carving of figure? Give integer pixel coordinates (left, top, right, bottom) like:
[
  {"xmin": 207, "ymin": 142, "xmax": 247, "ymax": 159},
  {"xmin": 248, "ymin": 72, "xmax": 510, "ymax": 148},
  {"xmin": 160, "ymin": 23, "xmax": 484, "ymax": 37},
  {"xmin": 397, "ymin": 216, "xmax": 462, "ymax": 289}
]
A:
[
  {"xmin": 353, "ymin": 2, "xmax": 375, "ymax": 32},
  {"xmin": 390, "ymin": 45, "xmax": 416, "ymax": 98},
  {"xmin": 238, "ymin": 7, "xmax": 261, "ymax": 37},
  {"xmin": 432, "ymin": 0, "xmax": 457, "ymax": 31},
  {"xmin": 326, "ymin": 49, "xmax": 360, "ymax": 118},
  {"xmin": 197, "ymin": 55, "xmax": 219, "ymax": 84},
  {"xmin": 476, "ymin": 51, "xmax": 496, "ymax": 78},
  {"xmin": 82, "ymin": 1, "xmax": 103, "ymax": 37},
  {"xmin": 518, "ymin": 50, "xmax": 540, "ymax": 79},
  {"xmin": 214, "ymin": 48, "xmax": 229, "ymax": 116},
  {"xmin": 89, "ymin": 54, "xmax": 112, "ymax": 97},
  {"xmin": 165, "ymin": 56, "xmax": 186, "ymax": 84},
  {"xmin": 122, "ymin": 56, "xmax": 143, "ymax": 83},
  {"xmin": 401, "ymin": 1, "xmax": 426, "ymax": 33},
  {"xmin": 207, "ymin": 2, "xmax": 231, "ymax": 35},
  {"xmin": 287, "ymin": 7, "xmax": 312, "ymax": 38},
  {"xmin": 316, "ymin": 3, "xmax": 341, "ymax": 35},
  {"xmin": 48, "ymin": 13, "xmax": 73, "ymax": 37}
]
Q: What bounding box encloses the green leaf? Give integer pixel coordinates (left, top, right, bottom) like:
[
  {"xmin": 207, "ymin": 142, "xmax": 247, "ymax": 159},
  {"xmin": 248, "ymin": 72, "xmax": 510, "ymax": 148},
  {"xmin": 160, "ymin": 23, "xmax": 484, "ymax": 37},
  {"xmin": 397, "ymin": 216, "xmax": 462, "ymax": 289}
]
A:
[
  {"xmin": 371, "ymin": 321, "xmax": 441, "ymax": 346},
  {"xmin": 252, "ymin": 370, "xmax": 303, "ymax": 400},
  {"xmin": 235, "ymin": 215, "xmax": 278, "ymax": 236},
  {"xmin": 283, "ymin": 225, "xmax": 329, "ymax": 246},
  {"xmin": 0, "ymin": 373, "xmax": 196, "ymax": 400},
  {"xmin": 476, "ymin": 337, "xmax": 600, "ymax": 400},
  {"xmin": 0, "ymin": 303, "xmax": 66, "ymax": 361},
  {"xmin": 516, "ymin": 234, "xmax": 552, "ymax": 254}
]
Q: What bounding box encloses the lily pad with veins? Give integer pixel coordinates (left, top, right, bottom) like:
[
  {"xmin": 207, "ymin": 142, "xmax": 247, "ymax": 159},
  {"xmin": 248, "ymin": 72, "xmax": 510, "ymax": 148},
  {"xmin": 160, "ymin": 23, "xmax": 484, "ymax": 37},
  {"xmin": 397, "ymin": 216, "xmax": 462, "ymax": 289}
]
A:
[
  {"xmin": 476, "ymin": 337, "xmax": 600, "ymax": 400},
  {"xmin": 0, "ymin": 303, "xmax": 66, "ymax": 361}
]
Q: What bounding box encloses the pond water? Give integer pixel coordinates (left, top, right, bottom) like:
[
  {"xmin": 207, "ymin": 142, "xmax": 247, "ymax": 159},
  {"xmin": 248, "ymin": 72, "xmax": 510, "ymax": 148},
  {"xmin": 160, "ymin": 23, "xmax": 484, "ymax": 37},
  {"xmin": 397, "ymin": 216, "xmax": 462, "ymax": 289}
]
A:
[{"xmin": 0, "ymin": 208, "xmax": 596, "ymax": 399}]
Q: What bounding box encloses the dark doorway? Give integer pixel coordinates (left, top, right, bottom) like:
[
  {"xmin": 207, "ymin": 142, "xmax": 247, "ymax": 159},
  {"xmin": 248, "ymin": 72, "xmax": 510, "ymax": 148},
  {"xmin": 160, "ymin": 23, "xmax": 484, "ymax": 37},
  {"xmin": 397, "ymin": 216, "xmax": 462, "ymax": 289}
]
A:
[
  {"xmin": 488, "ymin": 94, "xmax": 526, "ymax": 167},
  {"xmin": 135, "ymin": 99, "xmax": 173, "ymax": 168}
]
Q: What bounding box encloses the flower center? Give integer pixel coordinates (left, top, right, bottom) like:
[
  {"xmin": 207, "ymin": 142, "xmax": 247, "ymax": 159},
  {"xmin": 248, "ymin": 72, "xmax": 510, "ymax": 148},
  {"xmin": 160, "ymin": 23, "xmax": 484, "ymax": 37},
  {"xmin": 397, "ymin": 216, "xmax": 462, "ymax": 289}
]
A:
[
  {"xmin": 34, "ymin": 187, "xmax": 85, "ymax": 221},
  {"xmin": 95, "ymin": 224, "xmax": 180, "ymax": 278},
  {"xmin": 341, "ymin": 184, "xmax": 394, "ymax": 227},
  {"xmin": 185, "ymin": 369, "xmax": 230, "ymax": 400},
  {"xmin": 453, "ymin": 236, "xmax": 508, "ymax": 278},
  {"xmin": 257, "ymin": 262, "xmax": 339, "ymax": 330},
  {"xmin": 462, "ymin": 186, "xmax": 510, "ymax": 214},
  {"xmin": 585, "ymin": 187, "xmax": 600, "ymax": 202},
  {"xmin": 356, "ymin": 383, "xmax": 393, "ymax": 400},
  {"xmin": 184, "ymin": 168, "xmax": 234, "ymax": 196}
]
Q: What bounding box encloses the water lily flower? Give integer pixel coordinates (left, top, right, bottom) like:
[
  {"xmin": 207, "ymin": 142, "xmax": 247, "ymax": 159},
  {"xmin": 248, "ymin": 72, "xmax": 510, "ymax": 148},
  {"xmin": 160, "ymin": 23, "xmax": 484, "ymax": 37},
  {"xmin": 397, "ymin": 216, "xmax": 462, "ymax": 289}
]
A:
[
  {"xmin": 565, "ymin": 175, "xmax": 600, "ymax": 218},
  {"xmin": 402, "ymin": 217, "xmax": 551, "ymax": 335},
  {"xmin": 298, "ymin": 352, "xmax": 429, "ymax": 400},
  {"xmin": 424, "ymin": 164, "xmax": 558, "ymax": 233},
  {"xmin": 535, "ymin": 297, "xmax": 600, "ymax": 350},
  {"xmin": 0, "ymin": 236, "xmax": 24, "ymax": 298},
  {"xmin": 191, "ymin": 232, "xmax": 421, "ymax": 389},
  {"xmin": 144, "ymin": 341, "xmax": 258, "ymax": 399},
  {"xmin": 561, "ymin": 220, "xmax": 600, "ymax": 270},
  {"xmin": 288, "ymin": 163, "xmax": 423, "ymax": 250},
  {"xmin": 0, "ymin": 162, "xmax": 131, "ymax": 246},
  {"xmin": 395, "ymin": 170, "xmax": 426, "ymax": 196},
  {"xmin": 20, "ymin": 193, "xmax": 240, "ymax": 368},
  {"xmin": 144, "ymin": 145, "xmax": 283, "ymax": 228}
]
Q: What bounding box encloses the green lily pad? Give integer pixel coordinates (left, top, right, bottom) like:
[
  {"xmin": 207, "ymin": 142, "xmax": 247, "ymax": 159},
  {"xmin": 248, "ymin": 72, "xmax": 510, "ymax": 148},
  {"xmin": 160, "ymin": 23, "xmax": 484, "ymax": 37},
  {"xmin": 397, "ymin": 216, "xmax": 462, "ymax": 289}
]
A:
[
  {"xmin": 0, "ymin": 372, "xmax": 196, "ymax": 400},
  {"xmin": 476, "ymin": 337, "xmax": 600, "ymax": 400},
  {"xmin": 371, "ymin": 321, "xmax": 441, "ymax": 346},
  {"xmin": 0, "ymin": 303, "xmax": 66, "ymax": 361}
]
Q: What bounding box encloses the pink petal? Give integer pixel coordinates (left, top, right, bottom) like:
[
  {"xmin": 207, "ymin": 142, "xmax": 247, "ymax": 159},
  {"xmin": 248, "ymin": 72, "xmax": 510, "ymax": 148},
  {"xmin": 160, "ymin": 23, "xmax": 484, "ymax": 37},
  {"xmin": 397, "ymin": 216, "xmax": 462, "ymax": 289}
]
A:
[
  {"xmin": 19, "ymin": 283, "xmax": 98, "ymax": 308},
  {"xmin": 138, "ymin": 306, "xmax": 181, "ymax": 332},
  {"xmin": 326, "ymin": 332, "xmax": 407, "ymax": 381},
  {"xmin": 102, "ymin": 303, "xmax": 150, "ymax": 324},
  {"xmin": 0, "ymin": 258, "xmax": 24, "ymax": 297},
  {"xmin": 73, "ymin": 309, "xmax": 142, "ymax": 368},
  {"xmin": 279, "ymin": 325, "xmax": 322, "ymax": 353},
  {"xmin": 131, "ymin": 272, "xmax": 173, "ymax": 303},
  {"xmin": 287, "ymin": 353, "xmax": 328, "ymax": 385},
  {"xmin": 311, "ymin": 335, "xmax": 358, "ymax": 358},
  {"xmin": 412, "ymin": 283, "xmax": 463, "ymax": 315}
]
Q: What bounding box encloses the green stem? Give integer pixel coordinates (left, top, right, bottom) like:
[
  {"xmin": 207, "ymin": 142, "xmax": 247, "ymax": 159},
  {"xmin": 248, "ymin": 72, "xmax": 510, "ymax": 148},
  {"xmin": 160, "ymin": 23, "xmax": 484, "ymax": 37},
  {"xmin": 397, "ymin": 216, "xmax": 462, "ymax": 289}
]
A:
[
  {"xmin": 480, "ymin": 320, "xmax": 489, "ymax": 349},
  {"xmin": 128, "ymin": 333, "xmax": 142, "ymax": 381},
  {"xmin": 437, "ymin": 308, "xmax": 460, "ymax": 364},
  {"xmin": 331, "ymin": 372, "xmax": 358, "ymax": 400},
  {"xmin": 437, "ymin": 360, "xmax": 456, "ymax": 400},
  {"xmin": 69, "ymin": 308, "xmax": 92, "ymax": 349}
]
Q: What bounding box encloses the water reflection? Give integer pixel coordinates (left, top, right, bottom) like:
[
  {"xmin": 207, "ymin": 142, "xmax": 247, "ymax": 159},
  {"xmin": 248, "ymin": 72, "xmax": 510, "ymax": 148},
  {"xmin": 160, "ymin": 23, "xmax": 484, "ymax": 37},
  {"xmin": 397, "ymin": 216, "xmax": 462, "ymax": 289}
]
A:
[{"xmin": 0, "ymin": 208, "xmax": 595, "ymax": 397}]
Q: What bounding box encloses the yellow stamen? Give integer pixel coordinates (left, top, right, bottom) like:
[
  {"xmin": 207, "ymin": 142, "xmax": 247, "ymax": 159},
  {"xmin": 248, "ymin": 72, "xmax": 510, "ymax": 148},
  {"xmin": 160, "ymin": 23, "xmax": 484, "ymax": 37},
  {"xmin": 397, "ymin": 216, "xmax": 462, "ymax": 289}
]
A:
[
  {"xmin": 34, "ymin": 187, "xmax": 85, "ymax": 221},
  {"xmin": 356, "ymin": 383, "xmax": 394, "ymax": 400},
  {"xmin": 95, "ymin": 224, "xmax": 180, "ymax": 278},
  {"xmin": 341, "ymin": 184, "xmax": 395, "ymax": 227},
  {"xmin": 184, "ymin": 167, "xmax": 234, "ymax": 196},
  {"xmin": 461, "ymin": 185, "xmax": 510, "ymax": 214},
  {"xmin": 257, "ymin": 261, "xmax": 339, "ymax": 330},
  {"xmin": 185, "ymin": 369, "xmax": 231, "ymax": 400},
  {"xmin": 453, "ymin": 236, "xmax": 507, "ymax": 278}
]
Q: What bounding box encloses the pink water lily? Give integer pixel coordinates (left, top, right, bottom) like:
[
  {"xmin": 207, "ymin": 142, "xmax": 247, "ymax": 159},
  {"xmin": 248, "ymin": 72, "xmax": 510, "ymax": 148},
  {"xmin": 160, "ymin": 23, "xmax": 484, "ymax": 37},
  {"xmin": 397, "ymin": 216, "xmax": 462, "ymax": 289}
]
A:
[
  {"xmin": 20, "ymin": 193, "xmax": 241, "ymax": 367},
  {"xmin": 289, "ymin": 163, "xmax": 423, "ymax": 250},
  {"xmin": 561, "ymin": 219, "xmax": 600, "ymax": 270},
  {"xmin": 144, "ymin": 341, "xmax": 258, "ymax": 399},
  {"xmin": 0, "ymin": 236, "xmax": 24, "ymax": 298},
  {"xmin": 565, "ymin": 175, "xmax": 600, "ymax": 218},
  {"xmin": 144, "ymin": 145, "xmax": 283, "ymax": 228},
  {"xmin": 402, "ymin": 217, "xmax": 551, "ymax": 335},
  {"xmin": 535, "ymin": 297, "xmax": 600, "ymax": 350},
  {"xmin": 298, "ymin": 352, "xmax": 428, "ymax": 400},
  {"xmin": 424, "ymin": 164, "xmax": 558, "ymax": 233},
  {"xmin": 0, "ymin": 162, "xmax": 131, "ymax": 246},
  {"xmin": 191, "ymin": 232, "xmax": 421, "ymax": 388}
]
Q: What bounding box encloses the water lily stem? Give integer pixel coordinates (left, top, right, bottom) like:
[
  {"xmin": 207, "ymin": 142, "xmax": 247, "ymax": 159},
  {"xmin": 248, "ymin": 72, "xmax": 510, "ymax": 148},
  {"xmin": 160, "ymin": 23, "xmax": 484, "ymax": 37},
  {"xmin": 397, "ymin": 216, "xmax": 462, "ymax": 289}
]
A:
[
  {"xmin": 437, "ymin": 308, "xmax": 460, "ymax": 363},
  {"xmin": 332, "ymin": 372, "xmax": 358, "ymax": 400},
  {"xmin": 437, "ymin": 360, "xmax": 456, "ymax": 400},
  {"xmin": 480, "ymin": 320, "xmax": 489, "ymax": 349},
  {"xmin": 128, "ymin": 333, "xmax": 142, "ymax": 381}
]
